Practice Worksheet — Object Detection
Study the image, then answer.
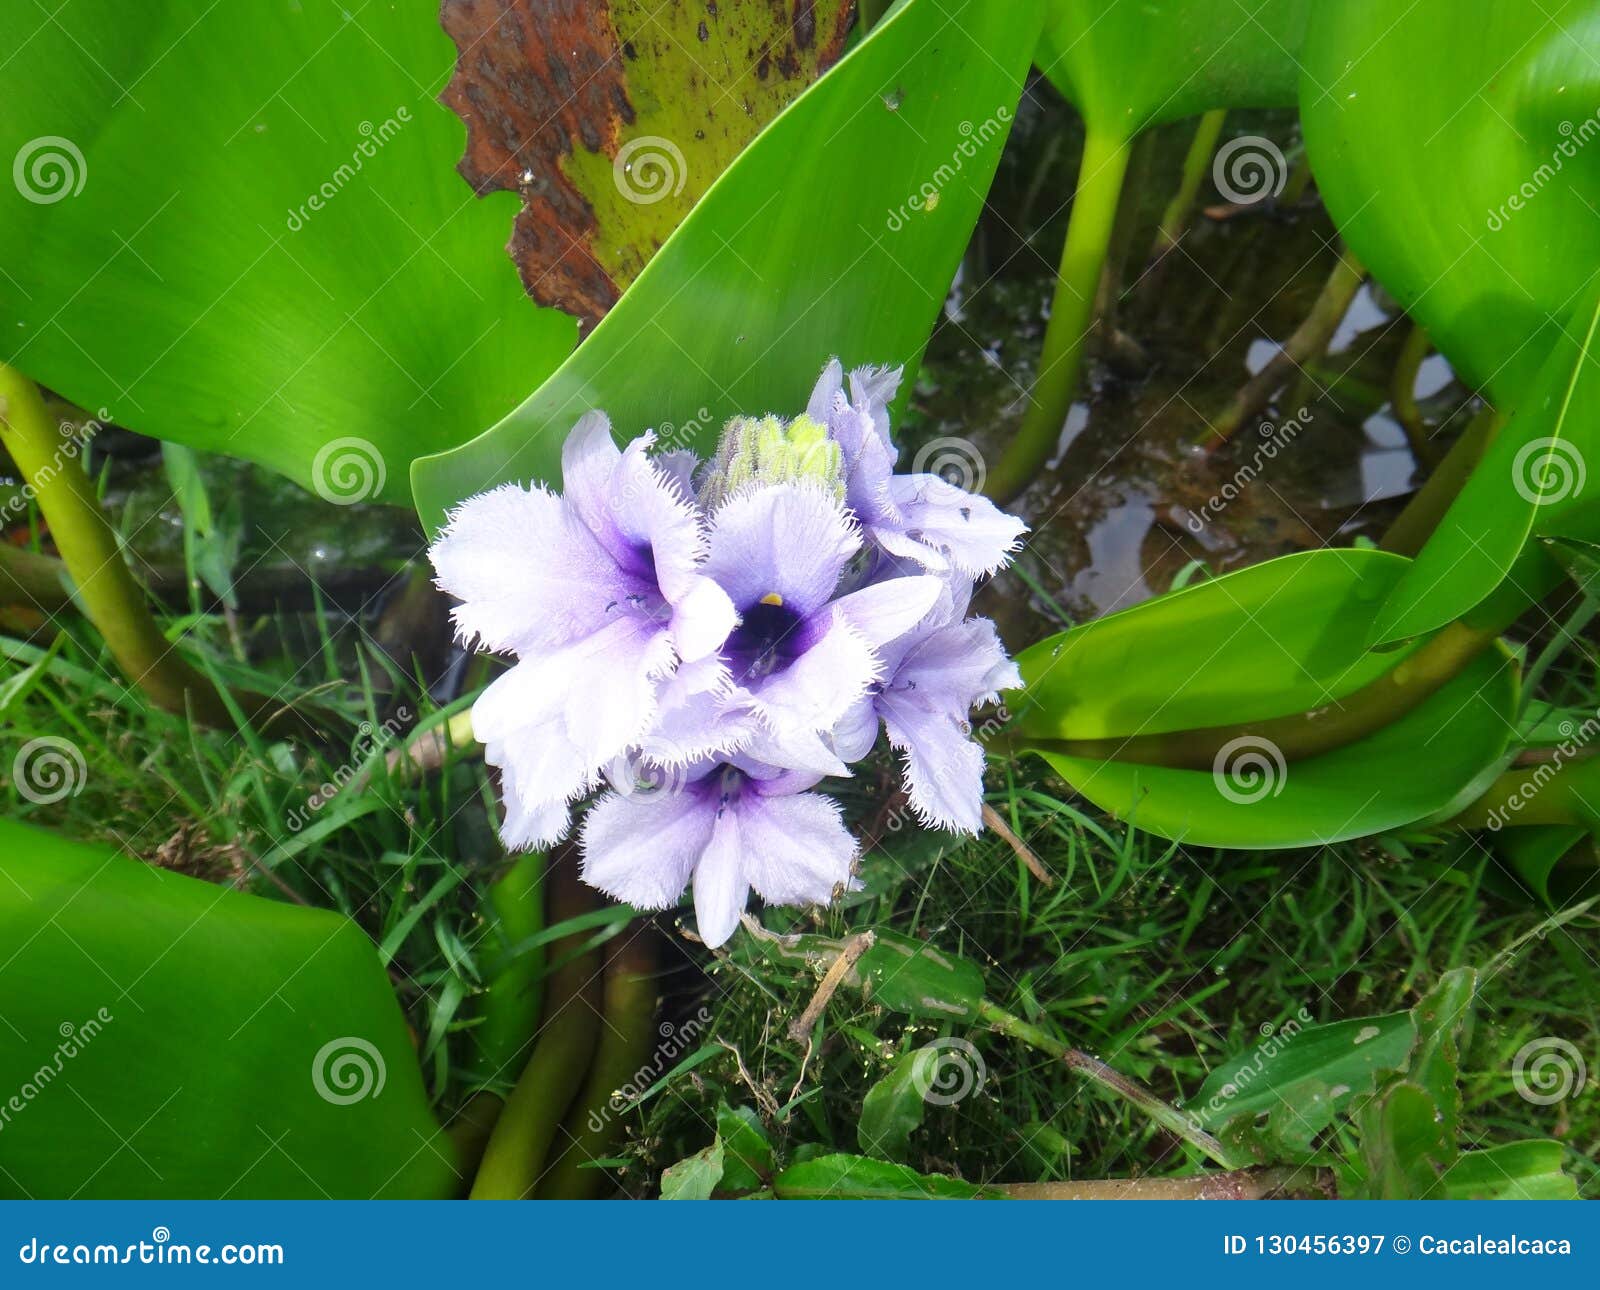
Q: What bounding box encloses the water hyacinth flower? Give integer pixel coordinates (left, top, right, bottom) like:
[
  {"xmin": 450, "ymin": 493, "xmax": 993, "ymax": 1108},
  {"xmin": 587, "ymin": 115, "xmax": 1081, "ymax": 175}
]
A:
[
  {"xmin": 427, "ymin": 412, "xmax": 735, "ymax": 847},
  {"xmin": 580, "ymin": 763, "xmax": 855, "ymax": 950},
  {"xmin": 429, "ymin": 359, "xmax": 1026, "ymax": 947}
]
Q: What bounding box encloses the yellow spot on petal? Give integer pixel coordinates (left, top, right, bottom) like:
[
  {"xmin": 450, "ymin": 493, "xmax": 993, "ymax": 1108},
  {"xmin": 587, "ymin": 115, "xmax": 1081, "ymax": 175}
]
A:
[{"xmin": 759, "ymin": 592, "xmax": 784, "ymax": 607}]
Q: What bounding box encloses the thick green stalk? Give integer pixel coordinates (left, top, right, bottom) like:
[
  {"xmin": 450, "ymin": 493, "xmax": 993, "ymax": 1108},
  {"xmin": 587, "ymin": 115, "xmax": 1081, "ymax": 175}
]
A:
[
  {"xmin": 1201, "ymin": 245, "xmax": 1366, "ymax": 447},
  {"xmin": 986, "ymin": 127, "xmax": 1132, "ymax": 502},
  {"xmin": 469, "ymin": 856, "xmax": 601, "ymax": 1200},
  {"xmin": 1010, "ymin": 618, "xmax": 1507, "ymax": 773},
  {"xmin": 979, "ymin": 1001, "xmax": 1241, "ymax": 1169},
  {"xmin": 1390, "ymin": 321, "xmax": 1434, "ymax": 467},
  {"xmin": 1149, "ymin": 109, "xmax": 1227, "ymax": 262},
  {"xmin": 537, "ymin": 931, "xmax": 659, "ymax": 1198},
  {"xmin": 0, "ymin": 363, "xmax": 232, "ymax": 725},
  {"xmin": 1380, "ymin": 406, "xmax": 1500, "ymax": 557},
  {"xmin": 471, "ymin": 850, "xmax": 547, "ymax": 1086},
  {"xmin": 0, "ymin": 542, "xmax": 71, "ymax": 611}
]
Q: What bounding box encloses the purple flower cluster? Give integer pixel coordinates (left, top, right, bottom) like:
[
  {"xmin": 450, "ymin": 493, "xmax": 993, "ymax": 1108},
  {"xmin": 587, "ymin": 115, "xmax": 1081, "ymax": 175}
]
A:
[{"xmin": 429, "ymin": 361, "xmax": 1026, "ymax": 947}]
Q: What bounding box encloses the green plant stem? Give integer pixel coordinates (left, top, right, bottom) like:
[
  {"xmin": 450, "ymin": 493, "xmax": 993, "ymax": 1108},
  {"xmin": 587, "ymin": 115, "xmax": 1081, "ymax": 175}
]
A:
[
  {"xmin": 978, "ymin": 1001, "xmax": 1241, "ymax": 1169},
  {"xmin": 0, "ymin": 362, "xmax": 233, "ymax": 725},
  {"xmin": 987, "ymin": 127, "xmax": 1132, "ymax": 502},
  {"xmin": 1390, "ymin": 320, "xmax": 1434, "ymax": 467},
  {"xmin": 1201, "ymin": 245, "xmax": 1366, "ymax": 447},
  {"xmin": 997, "ymin": 1165, "xmax": 1330, "ymax": 1200},
  {"xmin": 1150, "ymin": 109, "xmax": 1226, "ymax": 263},
  {"xmin": 1008, "ymin": 618, "xmax": 1508, "ymax": 772},
  {"xmin": 537, "ymin": 930, "xmax": 659, "ymax": 1198},
  {"xmin": 1380, "ymin": 406, "xmax": 1500, "ymax": 557},
  {"xmin": 858, "ymin": 0, "xmax": 894, "ymax": 30},
  {"xmin": 0, "ymin": 542, "xmax": 71, "ymax": 611},
  {"xmin": 472, "ymin": 850, "xmax": 547, "ymax": 1085},
  {"xmin": 469, "ymin": 855, "xmax": 602, "ymax": 1200}
]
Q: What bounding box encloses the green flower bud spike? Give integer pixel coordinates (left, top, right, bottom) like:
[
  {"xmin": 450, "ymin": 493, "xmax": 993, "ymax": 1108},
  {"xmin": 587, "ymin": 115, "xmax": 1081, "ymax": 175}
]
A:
[{"xmin": 699, "ymin": 412, "xmax": 844, "ymax": 507}]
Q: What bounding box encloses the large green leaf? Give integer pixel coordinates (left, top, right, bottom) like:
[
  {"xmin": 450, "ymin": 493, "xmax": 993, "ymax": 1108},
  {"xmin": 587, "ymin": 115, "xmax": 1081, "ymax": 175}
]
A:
[
  {"xmin": 411, "ymin": 0, "xmax": 1043, "ymax": 529},
  {"xmin": 1037, "ymin": 0, "xmax": 1312, "ymax": 135},
  {"xmin": 0, "ymin": 821, "xmax": 457, "ymax": 1198},
  {"xmin": 1370, "ymin": 291, "xmax": 1600, "ymax": 642},
  {"xmin": 0, "ymin": 0, "xmax": 573, "ymax": 505},
  {"xmin": 1013, "ymin": 549, "xmax": 1419, "ymax": 741},
  {"xmin": 1029, "ymin": 646, "xmax": 1517, "ymax": 849},
  {"xmin": 1302, "ymin": 0, "xmax": 1600, "ymax": 406},
  {"xmin": 1440, "ymin": 1140, "xmax": 1580, "ymax": 1200}
]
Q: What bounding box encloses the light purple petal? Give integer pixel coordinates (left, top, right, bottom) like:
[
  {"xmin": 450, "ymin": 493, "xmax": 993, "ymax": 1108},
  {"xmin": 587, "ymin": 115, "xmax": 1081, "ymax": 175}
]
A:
[
  {"xmin": 704, "ymin": 483, "xmax": 860, "ymax": 616},
  {"xmin": 580, "ymin": 788, "xmax": 716, "ymax": 910},
  {"xmin": 429, "ymin": 481, "xmax": 630, "ymax": 654},
  {"xmin": 805, "ymin": 357, "xmax": 845, "ymax": 424},
  {"xmin": 738, "ymin": 788, "xmax": 857, "ymax": 906},
  {"xmin": 830, "ymin": 575, "xmax": 942, "ymax": 650},
  {"xmin": 670, "ymin": 574, "xmax": 737, "ymax": 664},
  {"xmin": 893, "ymin": 614, "xmax": 1021, "ymax": 712},
  {"xmin": 693, "ymin": 805, "xmax": 749, "ymax": 948},
  {"xmin": 746, "ymin": 615, "xmax": 879, "ymax": 741},
  {"xmin": 830, "ymin": 696, "xmax": 879, "ymax": 763},
  {"xmin": 879, "ymin": 698, "xmax": 986, "ymax": 835},
  {"xmin": 887, "ymin": 473, "xmax": 1027, "ymax": 576},
  {"xmin": 653, "ymin": 447, "xmax": 701, "ymax": 496}
]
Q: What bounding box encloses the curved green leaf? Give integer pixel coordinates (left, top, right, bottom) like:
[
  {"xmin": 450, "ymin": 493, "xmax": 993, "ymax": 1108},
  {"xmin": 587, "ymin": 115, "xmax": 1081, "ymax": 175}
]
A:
[
  {"xmin": 0, "ymin": 821, "xmax": 456, "ymax": 1198},
  {"xmin": 1302, "ymin": 0, "xmax": 1600, "ymax": 406},
  {"xmin": 1029, "ymin": 646, "xmax": 1518, "ymax": 848},
  {"xmin": 411, "ymin": 0, "xmax": 1043, "ymax": 530},
  {"xmin": 0, "ymin": 0, "xmax": 573, "ymax": 505},
  {"xmin": 1038, "ymin": 0, "xmax": 1312, "ymax": 135},
  {"xmin": 1013, "ymin": 549, "xmax": 1419, "ymax": 741},
  {"xmin": 772, "ymin": 1152, "xmax": 994, "ymax": 1200}
]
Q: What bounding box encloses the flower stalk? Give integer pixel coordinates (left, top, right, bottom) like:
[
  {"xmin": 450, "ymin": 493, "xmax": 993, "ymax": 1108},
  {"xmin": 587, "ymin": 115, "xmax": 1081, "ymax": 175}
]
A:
[
  {"xmin": 987, "ymin": 126, "xmax": 1132, "ymax": 501},
  {"xmin": 0, "ymin": 362, "xmax": 234, "ymax": 725}
]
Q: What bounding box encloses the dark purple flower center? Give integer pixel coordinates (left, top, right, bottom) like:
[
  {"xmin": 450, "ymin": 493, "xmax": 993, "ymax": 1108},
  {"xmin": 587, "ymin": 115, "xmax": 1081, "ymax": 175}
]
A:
[{"xmin": 724, "ymin": 596, "xmax": 803, "ymax": 683}]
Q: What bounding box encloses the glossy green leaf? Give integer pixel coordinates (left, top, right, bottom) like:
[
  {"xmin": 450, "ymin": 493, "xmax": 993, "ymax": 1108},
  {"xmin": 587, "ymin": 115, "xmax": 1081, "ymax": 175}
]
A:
[
  {"xmin": 715, "ymin": 1103, "xmax": 775, "ymax": 1195},
  {"xmin": 1406, "ymin": 968, "xmax": 1476, "ymax": 1149},
  {"xmin": 1491, "ymin": 825, "xmax": 1595, "ymax": 907},
  {"xmin": 1370, "ymin": 291, "xmax": 1600, "ymax": 643},
  {"xmin": 1037, "ymin": 0, "xmax": 1312, "ymax": 135},
  {"xmin": 1357, "ymin": 1080, "xmax": 1451, "ymax": 1200},
  {"xmin": 659, "ymin": 1139, "xmax": 724, "ymax": 1200},
  {"xmin": 1014, "ymin": 549, "xmax": 1418, "ymax": 741},
  {"xmin": 1302, "ymin": 0, "xmax": 1600, "ymax": 407},
  {"xmin": 0, "ymin": 820, "xmax": 457, "ymax": 1199},
  {"xmin": 1440, "ymin": 1141, "xmax": 1580, "ymax": 1200},
  {"xmin": 858, "ymin": 1047, "xmax": 938, "ymax": 1163},
  {"xmin": 0, "ymin": 0, "xmax": 573, "ymax": 505},
  {"xmin": 771, "ymin": 1153, "xmax": 994, "ymax": 1200},
  {"xmin": 1030, "ymin": 645, "xmax": 1518, "ymax": 849},
  {"xmin": 1192, "ymin": 1012, "xmax": 1414, "ymax": 1132},
  {"xmin": 411, "ymin": 0, "xmax": 1043, "ymax": 530}
]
